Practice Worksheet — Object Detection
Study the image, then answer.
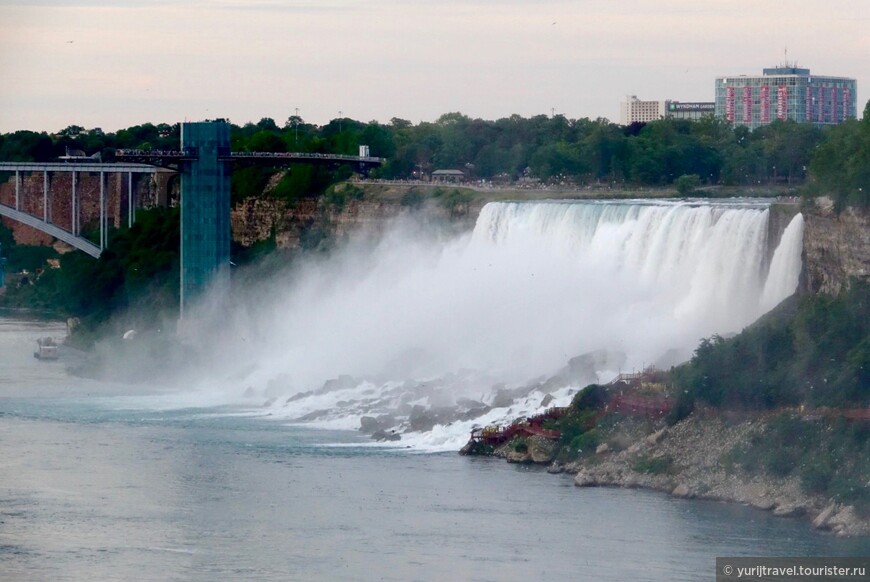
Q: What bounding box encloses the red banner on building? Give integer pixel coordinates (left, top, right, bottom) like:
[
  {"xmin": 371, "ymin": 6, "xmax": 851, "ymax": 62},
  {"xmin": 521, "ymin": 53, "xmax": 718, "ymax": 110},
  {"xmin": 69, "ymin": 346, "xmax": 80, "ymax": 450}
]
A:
[
  {"xmin": 842, "ymin": 87, "xmax": 852, "ymax": 121},
  {"xmin": 818, "ymin": 87, "xmax": 824, "ymax": 123},
  {"xmin": 776, "ymin": 85, "xmax": 788, "ymax": 120},
  {"xmin": 725, "ymin": 87, "xmax": 736, "ymax": 123},
  {"xmin": 742, "ymin": 86, "xmax": 752, "ymax": 123},
  {"xmin": 831, "ymin": 87, "xmax": 838, "ymax": 122},
  {"xmin": 760, "ymin": 86, "xmax": 770, "ymax": 123}
]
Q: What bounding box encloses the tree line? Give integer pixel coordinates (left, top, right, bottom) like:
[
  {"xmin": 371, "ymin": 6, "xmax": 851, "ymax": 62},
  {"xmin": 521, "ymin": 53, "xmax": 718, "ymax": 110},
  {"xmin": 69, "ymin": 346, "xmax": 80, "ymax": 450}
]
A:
[{"xmin": 1, "ymin": 104, "xmax": 868, "ymax": 207}]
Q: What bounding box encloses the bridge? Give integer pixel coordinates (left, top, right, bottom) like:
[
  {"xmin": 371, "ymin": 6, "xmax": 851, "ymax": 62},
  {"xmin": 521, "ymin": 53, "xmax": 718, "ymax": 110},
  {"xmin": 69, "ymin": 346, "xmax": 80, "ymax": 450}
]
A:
[
  {"xmin": 0, "ymin": 120, "xmax": 384, "ymax": 316},
  {"xmin": 0, "ymin": 162, "xmax": 159, "ymax": 257}
]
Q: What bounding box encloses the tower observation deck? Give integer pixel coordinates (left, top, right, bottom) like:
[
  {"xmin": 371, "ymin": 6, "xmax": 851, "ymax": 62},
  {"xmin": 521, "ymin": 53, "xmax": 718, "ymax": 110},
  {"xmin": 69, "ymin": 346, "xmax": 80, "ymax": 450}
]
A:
[{"xmin": 116, "ymin": 120, "xmax": 384, "ymax": 319}]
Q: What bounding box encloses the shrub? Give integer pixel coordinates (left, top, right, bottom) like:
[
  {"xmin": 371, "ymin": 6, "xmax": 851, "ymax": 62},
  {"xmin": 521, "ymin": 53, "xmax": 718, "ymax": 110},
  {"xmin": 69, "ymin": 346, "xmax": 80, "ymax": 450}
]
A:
[
  {"xmin": 675, "ymin": 174, "xmax": 701, "ymax": 196},
  {"xmin": 567, "ymin": 429, "xmax": 599, "ymax": 455},
  {"xmin": 511, "ymin": 438, "xmax": 528, "ymax": 453},
  {"xmin": 571, "ymin": 384, "xmax": 607, "ymax": 411}
]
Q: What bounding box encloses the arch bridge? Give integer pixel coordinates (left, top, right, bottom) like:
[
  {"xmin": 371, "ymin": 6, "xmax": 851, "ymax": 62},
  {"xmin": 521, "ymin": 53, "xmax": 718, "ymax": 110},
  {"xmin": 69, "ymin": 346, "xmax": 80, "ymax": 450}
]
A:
[{"xmin": 0, "ymin": 120, "xmax": 384, "ymax": 316}]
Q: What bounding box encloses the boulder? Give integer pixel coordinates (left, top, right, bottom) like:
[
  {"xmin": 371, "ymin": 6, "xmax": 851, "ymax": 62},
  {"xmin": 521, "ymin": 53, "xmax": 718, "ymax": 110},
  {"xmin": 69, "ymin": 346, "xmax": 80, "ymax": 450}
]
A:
[
  {"xmin": 527, "ymin": 437, "xmax": 555, "ymax": 464},
  {"xmin": 409, "ymin": 406, "xmax": 437, "ymax": 432},
  {"xmin": 672, "ymin": 483, "xmax": 692, "ymax": 498},
  {"xmin": 750, "ymin": 497, "xmax": 776, "ymax": 511},
  {"xmin": 360, "ymin": 415, "xmax": 396, "ymax": 435},
  {"xmin": 506, "ymin": 450, "xmax": 531, "ymax": 463},
  {"xmin": 812, "ymin": 503, "xmax": 838, "ymax": 530},
  {"xmin": 574, "ymin": 471, "xmax": 597, "ymax": 487},
  {"xmin": 828, "ymin": 505, "xmax": 861, "ymax": 535},
  {"xmin": 540, "ymin": 393, "xmax": 555, "ymax": 408},
  {"xmin": 371, "ymin": 430, "xmax": 401, "ymax": 442},
  {"xmin": 773, "ymin": 504, "xmax": 806, "ymax": 518},
  {"xmin": 546, "ymin": 462, "xmax": 565, "ymax": 474},
  {"xmin": 595, "ymin": 443, "xmax": 610, "ymax": 455}
]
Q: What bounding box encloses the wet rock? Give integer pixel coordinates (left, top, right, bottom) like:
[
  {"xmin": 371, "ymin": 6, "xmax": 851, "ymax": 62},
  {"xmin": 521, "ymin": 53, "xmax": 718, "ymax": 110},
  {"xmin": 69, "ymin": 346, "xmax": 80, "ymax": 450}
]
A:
[
  {"xmin": 547, "ymin": 462, "xmax": 565, "ymax": 474},
  {"xmin": 750, "ymin": 497, "xmax": 776, "ymax": 511},
  {"xmin": 565, "ymin": 350, "xmax": 626, "ymax": 384},
  {"xmin": 506, "ymin": 450, "xmax": 531, "ymax": 463},
  {"xmin": 371, "ymin": 430, "xmax": 401, "ymax": 442},
  {"xmin": 773, "ymin": 504, "xmax": 805, "ymax": 518},
  {"xmin": 286, "ymin": 390, "xmax": 314, "ymax": 403},
  {"xmin": 812, "ymin": 503, "xmax": 838, "ymax": 530},
  {"xmin": 359, "ymin": 415, "xmax": 396, "ymax": 435},
  {"xmin": 672, "ymin": 483, "xmax": 692, "ymax": 498},
  {"xmin": 574, "ymin": 471, "xmax": 597, "ymax": 487},
  {"xmin": 491, "ymin": 387, "xmax": 515, "ymax": 409},
  {"xmin": 318, "ymin": 375, "xmax": 358, "ymax": 394},
  {"xmin": 527, "ymin": 437, "xmax": 555, "ymax": 463},
  {"xmin": 829, "ymin": 506, "xmax": 861, "ymax": 535},
  {"xmin": 409, "ymin": 406, "xmax": 437, "ymax": 432},
  {"xmin": 541, "ymin": 394, "xmax": 555, "ymax": 408}
]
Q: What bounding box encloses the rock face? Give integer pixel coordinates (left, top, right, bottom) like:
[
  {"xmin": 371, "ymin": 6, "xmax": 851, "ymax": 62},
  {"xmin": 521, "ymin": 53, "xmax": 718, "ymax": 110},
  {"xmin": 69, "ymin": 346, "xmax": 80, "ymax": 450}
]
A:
[
  {"xmin": 0, "ymin": 172, "xmax": 159, "ymax": 247},
  {"xmin": 801, "ymin": 199, "xmax": 870, "ymax": 295},
  {"xmin": 555, "ymin": 414, "xmax": 870, "ymax": 537}
]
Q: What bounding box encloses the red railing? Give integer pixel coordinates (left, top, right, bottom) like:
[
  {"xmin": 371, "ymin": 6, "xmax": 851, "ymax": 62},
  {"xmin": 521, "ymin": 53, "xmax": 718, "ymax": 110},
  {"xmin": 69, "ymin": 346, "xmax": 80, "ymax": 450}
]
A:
[{"xmin": 470, "ymin": 406, "xmax": 568, "ymax": 446}]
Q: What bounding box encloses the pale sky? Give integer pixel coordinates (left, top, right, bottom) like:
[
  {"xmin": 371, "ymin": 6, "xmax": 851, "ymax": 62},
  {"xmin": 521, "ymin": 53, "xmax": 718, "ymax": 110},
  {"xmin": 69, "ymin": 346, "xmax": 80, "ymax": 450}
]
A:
[{"xmin": 1, "ymin": 0, "xmax": 868, "ymax": 133}]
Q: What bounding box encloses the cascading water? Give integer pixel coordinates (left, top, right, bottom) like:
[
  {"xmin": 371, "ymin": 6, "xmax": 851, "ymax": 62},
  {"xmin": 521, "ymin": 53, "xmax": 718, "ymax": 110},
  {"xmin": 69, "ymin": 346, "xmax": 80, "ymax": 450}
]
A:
[{"xmin": 183, "ymin": 199, "xmax": 804, "ymax": 451}]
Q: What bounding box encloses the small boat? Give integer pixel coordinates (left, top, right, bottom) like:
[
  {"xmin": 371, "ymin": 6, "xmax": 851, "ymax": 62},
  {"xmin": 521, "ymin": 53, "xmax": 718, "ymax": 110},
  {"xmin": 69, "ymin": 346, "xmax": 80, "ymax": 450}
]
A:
[{"xmin": 34, "ymin": 337, "xmax": 59, "ymax": 360}]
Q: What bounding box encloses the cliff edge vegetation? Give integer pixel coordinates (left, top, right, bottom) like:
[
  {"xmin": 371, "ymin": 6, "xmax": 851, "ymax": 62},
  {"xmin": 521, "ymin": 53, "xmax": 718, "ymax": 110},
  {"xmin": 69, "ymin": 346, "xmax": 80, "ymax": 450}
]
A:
[{"xmin": 484, "ymin": 284, "xmax": 870, "ymax": 535}]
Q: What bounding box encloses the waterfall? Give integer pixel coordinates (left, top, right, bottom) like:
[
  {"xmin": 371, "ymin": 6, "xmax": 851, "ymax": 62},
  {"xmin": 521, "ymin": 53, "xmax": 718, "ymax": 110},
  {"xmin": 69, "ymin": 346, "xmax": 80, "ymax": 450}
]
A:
[
  {"xmin": 471, "ymin": 200, "xmax": 800, "ymax": 341},
  {"xmin": 180, "ymin": 198, "xmax": 804, "ymax": 451},
  {"xmin": 761, "ymin": 213, "xmax": 805, "ymax": 312}
]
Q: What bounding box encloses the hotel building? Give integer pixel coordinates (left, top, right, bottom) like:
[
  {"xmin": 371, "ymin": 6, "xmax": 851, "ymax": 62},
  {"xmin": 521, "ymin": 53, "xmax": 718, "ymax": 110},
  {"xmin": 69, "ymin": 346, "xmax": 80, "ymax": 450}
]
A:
[{"xmin": 715, "ymin": 65, "xmax": 857, "ymax": 130}]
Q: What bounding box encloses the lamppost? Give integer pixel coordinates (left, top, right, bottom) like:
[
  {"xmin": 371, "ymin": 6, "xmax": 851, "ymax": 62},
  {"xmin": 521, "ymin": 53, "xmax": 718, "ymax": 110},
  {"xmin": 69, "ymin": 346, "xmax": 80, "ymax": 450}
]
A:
[{"xmin": 294, "ymin": 107, "xmax": 300, "ymax": 144}]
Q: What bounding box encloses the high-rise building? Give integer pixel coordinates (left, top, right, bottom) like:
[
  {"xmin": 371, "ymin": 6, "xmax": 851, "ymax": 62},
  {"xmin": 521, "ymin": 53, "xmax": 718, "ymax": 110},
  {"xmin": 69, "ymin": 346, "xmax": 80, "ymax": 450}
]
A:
[
  {"xmin": 666, "ymin": 101, "xmax": 715, "ymax": 121},
  {"xmin": 620, "ymin": 96, "xmax": 666, "ymax": 125},
  {"xmin": 620, "ymin": 96, "xmax": 715, "ymax": 124},
  {"xmin": 715, "ymin": 65, "xmax": 857, "ymax": 130}
]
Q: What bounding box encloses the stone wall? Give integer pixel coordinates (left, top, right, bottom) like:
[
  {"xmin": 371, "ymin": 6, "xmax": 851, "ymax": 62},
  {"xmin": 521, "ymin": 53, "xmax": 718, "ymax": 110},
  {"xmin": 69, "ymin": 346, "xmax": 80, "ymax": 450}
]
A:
[
  {"xmin": 801, "ymin": 198, "xmax": 870, "ymax": 295},
  {"xmin": 0, "ymin": 171, "xmax": 161, "ymax": 248}
]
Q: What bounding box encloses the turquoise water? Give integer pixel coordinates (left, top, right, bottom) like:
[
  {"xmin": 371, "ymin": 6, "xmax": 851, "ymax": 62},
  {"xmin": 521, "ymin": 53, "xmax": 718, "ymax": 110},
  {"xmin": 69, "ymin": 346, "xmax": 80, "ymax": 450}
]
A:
[{"xmin": 1, "ymin": 317, "xmax": 868, "ymax": 581}]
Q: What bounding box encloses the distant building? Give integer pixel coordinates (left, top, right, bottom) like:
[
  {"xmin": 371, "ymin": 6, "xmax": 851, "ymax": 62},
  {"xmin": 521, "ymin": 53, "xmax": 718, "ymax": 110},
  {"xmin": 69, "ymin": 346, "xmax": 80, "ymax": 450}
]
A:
[
  {"xmin": 431, "ymin": 169, "xmax": 465, "ymax": 184},
  {"xmin": 715, "ymin": 64, "xmax": 857, "ymax": 130},
  {"xmin": 666, "ymin": 101, "xmax": 715, "ymax": 121},
  {"xmin": 620, "ymin": 96, "xmax": 665, "ymax": 125},
  {"xmin": 620, "ymin": 96, "xmax": 715, "ymax": 124}
]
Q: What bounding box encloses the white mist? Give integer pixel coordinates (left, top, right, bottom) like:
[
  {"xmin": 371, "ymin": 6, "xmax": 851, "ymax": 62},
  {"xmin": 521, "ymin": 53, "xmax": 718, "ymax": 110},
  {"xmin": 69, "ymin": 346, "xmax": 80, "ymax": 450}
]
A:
[{"xmin": 177, "ymin": 199, "xmax": 803, "ymax": 450}]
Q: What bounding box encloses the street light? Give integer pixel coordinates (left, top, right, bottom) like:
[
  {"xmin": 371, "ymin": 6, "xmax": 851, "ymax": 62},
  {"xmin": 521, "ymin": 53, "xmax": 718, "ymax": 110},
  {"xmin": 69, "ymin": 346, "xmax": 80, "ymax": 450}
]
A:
[{"xmin": 294, "ymin": 107, "xmax": 300, "ymax": 143}]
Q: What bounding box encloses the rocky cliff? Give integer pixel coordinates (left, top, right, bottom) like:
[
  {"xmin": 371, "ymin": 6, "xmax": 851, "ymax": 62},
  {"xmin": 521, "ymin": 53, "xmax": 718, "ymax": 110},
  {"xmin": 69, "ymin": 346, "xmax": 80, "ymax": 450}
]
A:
[
  {"xmin": 801, "ymin": 197, "xmax": 870, "ymax": 295},
  {"xmin": 0, "ymin": 171, "xmax": 165, "ymax": 248}
]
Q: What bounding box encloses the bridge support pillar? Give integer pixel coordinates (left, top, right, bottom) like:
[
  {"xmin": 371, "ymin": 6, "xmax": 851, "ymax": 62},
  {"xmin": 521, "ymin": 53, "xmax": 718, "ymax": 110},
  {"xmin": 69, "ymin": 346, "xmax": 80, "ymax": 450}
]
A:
[
  {"xmin": 43, "ymin": 171, "xmax": 49, "ymax": 223},
  {"xmin": 180, "ymin": 121, "xmax": 231, "ymax": 320}
]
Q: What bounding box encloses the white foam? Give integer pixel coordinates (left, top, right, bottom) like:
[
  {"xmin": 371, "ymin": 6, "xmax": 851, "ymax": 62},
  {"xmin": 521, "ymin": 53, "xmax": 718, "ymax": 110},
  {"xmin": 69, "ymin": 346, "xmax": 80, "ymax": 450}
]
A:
[{"xmin": 140, "ymin": 200, "xmax": 805, "ymax": 452}]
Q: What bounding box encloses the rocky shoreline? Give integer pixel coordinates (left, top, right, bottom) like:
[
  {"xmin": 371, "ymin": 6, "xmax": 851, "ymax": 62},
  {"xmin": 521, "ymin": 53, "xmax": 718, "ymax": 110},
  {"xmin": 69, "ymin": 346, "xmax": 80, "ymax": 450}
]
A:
[{"xmin": 495, "ymin": 413, "xmax": 870, "ymax": 538}]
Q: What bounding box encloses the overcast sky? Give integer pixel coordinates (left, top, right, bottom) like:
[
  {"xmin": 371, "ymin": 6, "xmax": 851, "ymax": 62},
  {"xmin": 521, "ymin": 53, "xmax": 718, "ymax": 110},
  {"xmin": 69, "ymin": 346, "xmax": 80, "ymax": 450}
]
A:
[{"xmin": 0, "ymin": 0, "xmax": 867, "ymax": 133}]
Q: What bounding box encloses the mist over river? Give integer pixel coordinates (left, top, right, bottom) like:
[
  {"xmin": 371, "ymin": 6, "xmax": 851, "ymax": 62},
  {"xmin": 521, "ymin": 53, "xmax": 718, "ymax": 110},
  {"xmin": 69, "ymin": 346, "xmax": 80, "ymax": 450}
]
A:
[
  {"xmin": 174, "ymin": 199, "xmax": 806, "ymax": 451},
  {"xmin": 1, "ymin": 199, "xmax": 867, "ymax": 580},
  {"xmin": 2, "ymin": 318, "xmax": 869, "ymax": 581}
]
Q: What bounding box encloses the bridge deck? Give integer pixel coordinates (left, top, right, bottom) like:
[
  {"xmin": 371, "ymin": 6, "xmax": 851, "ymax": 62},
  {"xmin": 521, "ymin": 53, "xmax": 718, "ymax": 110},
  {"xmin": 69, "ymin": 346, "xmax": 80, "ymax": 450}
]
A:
[{"xmin": 0, "ymin": 162, "xmax": 159, "ymax": 173}]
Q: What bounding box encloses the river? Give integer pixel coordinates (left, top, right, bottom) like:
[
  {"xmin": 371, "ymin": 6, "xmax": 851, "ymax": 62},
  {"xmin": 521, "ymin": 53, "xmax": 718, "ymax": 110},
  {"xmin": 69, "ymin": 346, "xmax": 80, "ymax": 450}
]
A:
[{"xmin": 1, "ymin": 316, "xmax": 867, "ymax": 582}]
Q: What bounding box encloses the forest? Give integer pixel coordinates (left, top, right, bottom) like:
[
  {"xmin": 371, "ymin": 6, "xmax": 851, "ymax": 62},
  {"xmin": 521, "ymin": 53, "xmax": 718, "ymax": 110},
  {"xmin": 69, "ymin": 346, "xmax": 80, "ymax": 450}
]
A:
[
  {"xmin": 1, "ymin": 105, "xmax": 869, "ymax": 340},
  {"xmin": 2, "ymin": 102, "xmax": 869, "ymax": 209}
]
